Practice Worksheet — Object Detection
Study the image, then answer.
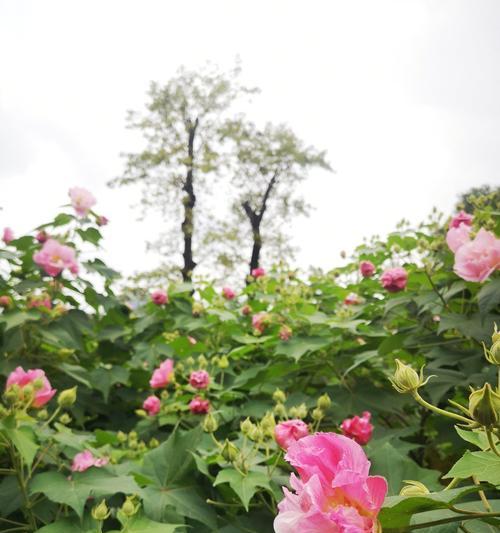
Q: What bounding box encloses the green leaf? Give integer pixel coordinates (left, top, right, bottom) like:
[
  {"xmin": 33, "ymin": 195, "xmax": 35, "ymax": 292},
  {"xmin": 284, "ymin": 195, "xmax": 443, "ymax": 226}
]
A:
[
  {"xmin": 116, "ymin": 514, "xmax": 183, "ymax": 533},
  {"xmin": 231, "ymin": 334, "xmax": 273, "ymax": 344},
  {"xmin": 1, "ymin": 418, "xmax": 39, "ymax": 469},
  {"xmin": 59, "ymin": 363, "xmax": 92, "ymax": 388},
  {"xmin": 36, "ymin": 519, "xmax": 93, "ymax": 533},
  {"xmin": 89, "ymin": 366, "xmax": 129, "ymax": 402},
  {"xmin": 0, "ymin": 310, "xmax": 40, "ymax": 331},
  {"xmin": 0, "ymin": 475, "xmax": 23, "ymax": 517},
  {"xmin": 445, "ymin": 450, "xmax": 500, "ymax": 485},
  {"xmin": 214, "ymin": 469, "xmax": 270, "ymax": 511},
  {"xmin": 342, "ymin": 350, "xmax": 379, "ymax": 377},
  {"xmin": 274, "ymin": 336, "xmax": 332, "ymax": 361},
  {"xmin": 477, "ymin": 278, "xmax": 500, "ymax": 314},
  {"xmin": 76, "ymin": 227, "xmax": 102, "ymax": 245}
]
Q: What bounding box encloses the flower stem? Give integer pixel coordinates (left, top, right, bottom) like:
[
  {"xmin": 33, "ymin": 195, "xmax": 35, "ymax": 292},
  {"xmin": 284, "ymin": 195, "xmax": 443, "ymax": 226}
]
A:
[
  {"xmin": 486, "ymin": 430, "xmax": 500, "ymax": 458},
  {"xmin": 412, "ymin": 391, "xmax": 472, "ymax": 424}
]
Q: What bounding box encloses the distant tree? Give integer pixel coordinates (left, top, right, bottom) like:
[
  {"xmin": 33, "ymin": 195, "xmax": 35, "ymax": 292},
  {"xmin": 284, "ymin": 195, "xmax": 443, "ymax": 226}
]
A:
[
  {"xmin": 109, "ymin": 63, "xmax": 256, "ymax": 281},
  {"xmin": 456, "ymin": 184, "xmax": 500, "ymax": 214},
  {"xmin": 218, "ymin": 120, "xmax": 331, "ymax": 276}
]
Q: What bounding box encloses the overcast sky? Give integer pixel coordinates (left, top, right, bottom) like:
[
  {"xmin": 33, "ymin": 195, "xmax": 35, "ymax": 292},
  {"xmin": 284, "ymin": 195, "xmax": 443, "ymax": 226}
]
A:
[{"xmin": 1, "ymin": 0, "xmax": 498, "ymax": 278}]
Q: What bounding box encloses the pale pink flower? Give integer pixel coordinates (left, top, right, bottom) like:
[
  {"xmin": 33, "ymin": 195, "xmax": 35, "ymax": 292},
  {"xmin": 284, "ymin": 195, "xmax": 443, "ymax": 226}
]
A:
[
  {"xmin": 2, "ymin": 227, "xmax": 14, "ymax": 244},
  {"xmin": 71, "ymin": 450, "xmax": 108, "ymax": 472},
  {"xmin": 189, "ymin": 370, "xmax": 210, "ymax": 389},
  {"xmin": 274, "ymin": 433, "xmax": 387, "ymax": 533},
  {"xmin": 149, "ymin": 359, "xmax": 174, "ymax": 388},
  {"xmin": 251, "ymin": 267, "xmax": 266, "ymax": 278},
  {"xmin": 274, "ymin": 420, "xmax": 309, "ymax": 450},
  {"xmin": 151, "ymin": 289, "xmax": 168, "ymax": 305},
  {"xmin": 279, "ymin": 325, "xmax": 293, "ymax": 341},
  {"xmin": 6, "ymin": 367, "xmax": 56, "ymax": 408},
  {"xmin": 454, "ymin": 228, "xmax": 500, "ymax": 282},
  {"xmin": 143, "ymin": 395, "xmax": 161, "ymax": 416},
  {"xmin": 344, "ymin": 292, "xmax": 362, "ymax": 305},
  {"xmin": 189, "ymin": 396, "xmax": 210, "ymax": 414},
  {"xmin": 449, "ymin": 211, "xmax": 473, "ymax": 229},
  {"xmin": 359, "ymin": 260, "xmax": 376, "ymax": 278},
  {"xmin": 252, "ymin": 312, "xmax": 270, "ymax": 333},
  {"xmin": 446, "ymin": 224, "xmax": 471, "ymax": 253},
  {"xmin": 222, "ymin": 287, "xmax": 236, "ymax": 300},
  {"xmin": 341, "ymin": 411, "xmax": 374, "ymax": 445},
  {"xmin": 33, "ymin": 239, "xmax": 78, "ymax": 277},
  {"xmin": 68, "ymin": 187, "xmax": 96, "ymax": 217},
  {"xmin": 36, "ymin": 230, "xmax": 49, "ymax": 243},
  {"xmin": 188, "ymin": 336, "xmax": 197, "ymax": 345},
  {"xmin": 0, "ymin": 295, "xmax": 12, "ymax": 308},
  {"xmin": 380, "ymin": 267, "xmax": 408, "ymax": 292}
]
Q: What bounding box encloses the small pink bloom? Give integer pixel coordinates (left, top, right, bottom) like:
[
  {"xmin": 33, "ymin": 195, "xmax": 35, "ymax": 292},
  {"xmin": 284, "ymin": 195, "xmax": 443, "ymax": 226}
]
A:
[
  {"xmin": 27, "ymin": 297, "xmax": 52, "ymax": 311},
  {"xmin": 433, "ymin": 315, "xmax": 441, "ymax": 322},
  {"xmin": 151, "ymin": 289, "xmax": 168, "ymax": 305},
  {"xmin": 252, "ymin": 312, "xmax": 269, "ymax": 333},
  {"xmin": 446, "ymin": 224, "xmax": 471, "ymax": 253},
  {"xmin": 143, "ymin": 395, "xmax": 161, "ymax": 416},
  {"xmin": 274, "ymin": 420, "xmax": 309, "ymax": 450},
  {"xmin": 96, "ymin": 216, "xmax": 109, "ymax": 226},
  {"xmin": 68, "ymin": 187, "xmax": 96, "ymax": 217},
  {"xmin": 359, "ymin": 260, "xmax": 376, "ymax": 278},
  {"xmin": 188, "ymin": 336, "xmax": 197, "ymax": 345},
  {"xmin": 449, "ymin": 211, "xmax": 473, "ymax": 229},
  {"xmin": 380, "ymin": 267, "xmax": 408, "ymax": 292},
  {"xmin": 343, "ymin": 292, "xmax": 362, "ymax": 305},
  {"xmin": 0, "ymin": 295, "xmax": 11, "ymax": 308},
  {"xmin": 222, "ymin": 287, "xmax": 236, "ymax": 300},
  {"xmin": 454, "ymin": 228, "xmax": 500, "ymax": 282},
  {"xmin": 2, "ymin": 227, "xmax": 14, "ymax": 244},
  {"xmin": 279, "ymin": 325, "xmax": 293, "ymax": 341},
  {"xmin": 251, "ymin": 267, "xmax": 266, "ymax": 278},
  {"xmin": 71, "ymin": 450, "xmax": 108, "ymax": 472},
  {"xmin": 6, "ymin": 367, "xmax": 56, "ymax": 408},
  {"xmin": 189, "ymin": 370, "xmax": 210, "ymax": 389},
  {"xmin": 341, "ymin": 411, "xmax": 374, "ymax": 445},
  {"xmin": 241, "ymin": 305, "xmax": 251, "ymax": 316},
  {"xmin": 189, "ymin": 396, "xmax": 210, "ymax": 414},
  {"xmin": 149, "ymin": 359, "xmax": 174, "ymax": 388},
  {"xmin": 36, "ymin": 230, "xmax": 49, "ymax": 243},
  {"xmin": 33, "ymin": 239, "xmax": 78, "ymax": 277}
]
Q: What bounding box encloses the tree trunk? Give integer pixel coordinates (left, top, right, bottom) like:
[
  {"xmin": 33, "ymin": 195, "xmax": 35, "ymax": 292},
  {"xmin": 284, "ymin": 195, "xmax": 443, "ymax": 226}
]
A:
[{"xmin": 181, "ymin": 119, "xmax": 199, "ymax": 281}]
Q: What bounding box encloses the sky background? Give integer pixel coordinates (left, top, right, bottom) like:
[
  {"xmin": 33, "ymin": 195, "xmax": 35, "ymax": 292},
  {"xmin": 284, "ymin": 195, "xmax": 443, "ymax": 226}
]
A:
[{"xmin": 1, "ymin": 0, "xmax": 499, "ymax": 279}]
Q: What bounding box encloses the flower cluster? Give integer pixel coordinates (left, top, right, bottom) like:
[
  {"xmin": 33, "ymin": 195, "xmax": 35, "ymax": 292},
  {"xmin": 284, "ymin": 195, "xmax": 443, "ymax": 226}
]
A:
[{"xmin": 5, "ymin": 366, "xmax": 56, "ymax": 408}]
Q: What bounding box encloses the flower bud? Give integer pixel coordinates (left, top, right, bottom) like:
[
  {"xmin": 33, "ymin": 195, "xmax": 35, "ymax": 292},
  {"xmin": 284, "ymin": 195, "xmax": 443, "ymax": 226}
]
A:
[
  {"xmin": 148, "ymin": 437, "xmax": 160, "ymax": 448},
  {"xmin": 312, "ymin": 407, "xmax": 324, "ymax": 421},
  {"xmin": 37, "ymin": 409, "xmax": 48, "ymax": 420},
  {"xmin": 248, "ymin": 425, "xmax": 264, "ymax": 442},
  {"xmin": 272, "ymin": 388, "xmax": 286, "ymax": 404},
  {"xmin": 218, "ymin": 355, "xmax": 229, "ymax": 369},
  {"xmin": 273, "ymin": 403, "xmax": 287, "ymax": 418},
  {"xmin": 186, "ymin": 356, "xmax": 195, "ymax": 367},
  {"xmin": 92, "ymin": 500, "xmax": 110, "ymax": 521},
  {"xmin": 399, "ymin": 480, "xmax": 430, "ymax": 496},
  {"xmin": 240, "ymin": 417, "xmax": 255, "ymax": 436},
  {"xmin": 485, "ymin": 340, "xmax": 500, "ymax": 366},
  {"xmin": 289, "ymin": 403, "xmax": 307, "ymax": 419},
  {"xmin": 492, "ymin": 323, "xmax": 500, "ymax": 344},
  {"xmin": 59, "ymin": 413, "xmax": 72, "ymax": 425},
  {"xmin": 135, "ymin": 409, "xmax": 147, "ymax": 418},
  {"xmin": 121, "ymin": 496, "xmax": 139, "ymax": 517},
  {"xmin": 202, "ymin": 413, "xmax": 218, "ymax": 433},
  {"xmin": 260, "ymin": 412, "xmax": 276, "ymax": 437},
  {"xmin": 389, "ymin": 359, "xmax": 432, "ymax": 394},
  {"xmin": 221, "ymin": 439, "xmax": 239, "ymax": 462},
  {"xmin": 117, "ymin": 431, "xmax": 127, "ymax": 443},
  {"xmin": 468, "ymin": 383, "xmax": 500, "ymax": 428},
  {"xmin": 317, "ymin": 393, "xmax": 332, "ymax": 410},
  {"xmin": 192, "ymin": 302, "xmax": 204, "ymax": 317},
  {"xmin": 4, "ymin": 385, "xmax": 20, "ymax": 404},
  {"xmin": 57, "ymin": 386, "xmax": 77, "ymax": 408},
  {"xmin": 198, "ymin": 355, "xmax": 208, "ymax": 369}
]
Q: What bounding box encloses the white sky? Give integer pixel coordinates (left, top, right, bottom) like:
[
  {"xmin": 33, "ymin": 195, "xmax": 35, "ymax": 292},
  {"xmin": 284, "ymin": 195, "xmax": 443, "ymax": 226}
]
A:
[{"xmin": 1, "ymin": 0, "xmax": 499, "ymax": 278}]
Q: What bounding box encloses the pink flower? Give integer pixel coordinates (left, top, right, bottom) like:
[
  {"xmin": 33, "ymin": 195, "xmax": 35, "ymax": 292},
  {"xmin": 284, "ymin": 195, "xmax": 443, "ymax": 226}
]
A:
[
  {"xmin": 359, "ymin": 260, "xmax": 376, "ymax": 278},
  {"xmin": 251, "ymin": 267, "xmax": 266, "ymax": 278},
  {"xmin": 27, "ymin": 297, "xmax": 52, "ymax": 311},
  {"xmin": 149, "ymin": 359, "xmax": 174, "ymax": 388},
  {"xmin": 97, "ymin": 216, "xmax": 109, "ymax": 226},
  {"xmin": 189, "ymin": 396, "xmax": 210, "ymax": 414},
  {"xmin": 341, "ymin": 411, "xmax": 374, "ymax": 445},
  {"xmin": 36, "ymin": 230, "xmax": 49, "ymax": 243},
  {"xmin": 2, "ymin": 227, "xmax": 14, "ymax": 244},
  {"xmin": 344, "ymin": 292, "xmax": 362, "ymax": 305},
  {"xmin": 189, "ymin": 370, "xmax": 210, "ymax": 389},
  {"xmin": 151, "ymin": 289, "xmax": 168, "ymax": 305},
  {"xmin": 454, "ymin": 228, "xmax": 500, "ymax": 282},
  {"xmin": 188, "ymin": 336, "xmax": 197, "ymax": 345},
  {"xmin": 222, "ymin": 287, "xmax": 236, "ymax": 300},
  {"xmin": 446, "ymin": 224, "xmax": 471, "ymax": 253},
  {"xmin": 143, "ymin": 395, "xmax": 161, "ymax": 416},
  {"xmin": 33, "ymin": 239, "xmax": 79, "ymax": 277},
  {"xmin": 68, "ymin": 187, "xmax": 96, "ymax": 217},
  {"xmin": 274, "ymin": 433, "xmax": 387, "ymax": 533},
  {"xmin": 449, "ymin": 211, "xmax": 473, "ymax": 229},
  {"xmin": 241, "ymin": 305, "xmax": 251, "ymax": 316},
  {"xmin": 380, "ymin": 267, "xmax": 408, "ymax": 292},
  {"xmin": 275, "ymin": 420, "xmax": 310, "ymax": 450},
  {"xmin": 71, "ymin": 450, "xmax": 108, "ymax": 472},
  {"xmin": 279, "ymin": 325, "xmax": 293, "ymax": 341},
  {"xmin": 6, "ymin": 367, "xmax": 56, "ymax": 408},
  {"xmin": 252, "ymin": 312, "xmax": 269, "ymax": 333},
  {"xmin": 0, "ymin": 295, "xmax": 12, "ymax": 308}
]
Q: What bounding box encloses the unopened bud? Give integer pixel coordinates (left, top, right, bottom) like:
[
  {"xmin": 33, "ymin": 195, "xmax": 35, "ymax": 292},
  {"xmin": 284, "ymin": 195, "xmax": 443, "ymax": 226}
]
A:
[
  {"xmin": 148, "ymin": 437, "xmax": 160, "ymax": 448},
  {"xmin": 218, "ymin": 355, "xmax": 229, "ymax": 369},
  {"xmin": 186, "ymin": 356, "xmax": 195, "ymax": 367},
  {"xmin": 389, "ymin": 359, "xmax": 432, "ymax": 394},
  {"xmin": 400, "ymin": 480, "xmax": 430, "ymax": 496},
  {"xmin": 57, "ymin": 387, "xmax": 77, "ymax": 408},
  {"xmin": 192, "ymin": 302, "xmax": 204, "ymax": 317},
  {"xmin": 240, "ymin": 417, "xmax": 255, "ymax": 436},
  {"xmin": 221, "ymin": 439, "xmax": 239, "ymax": 462},
  {"xmin": 317, "ymin": 393, "xmax": 332, "ymax": 410},
  {"xmin": 468, "ymin": 383, "xmax": 500, "ymax": 428},
  {"xmin": 117, "ymin": 431, "xmax": 127, "ymax": 443},
  {"xmin": 312, "ymin": 407, "xmax": 324, "ymax": 421},
  {"xmin": 289, "ymin": 403, "xmax": 307, "ymax": 419},
  {"xmin": 92, "ymin": 500, "xmax": 110, "ymax": 521},
  {"xmin": 135, "ymin": 409, "xmax": 147, "ymax": 418},
  {"xmin": 202, "ymin": 413, "xmax": 218, "ymax": 433},
  {"xmin": 37, "ymin": 409, "xmax": 48, "ymax": 420},
  {"xmin": 492, "ymin": 324, "xmax": 500, "ymax": 344},
  {"xmin": 260, "ymin": 412, "xmax": 276, "ymax": 437},
  {"xmin": 249, "ymin": 425, "xmax": 264, "ymax": 442},
  {"xmin": 272, "ymin": 389, "xmax": 286, "ymax": 404},
  {"xmin": 198, "ymin": 355, "xmax": 208, "ymax": 368},
  {"xmin": 59, "ymin": 413, "xmax": 72, "ymax": 425},
  {"xmin": 121, "ymin": 496, "xmax": 138, "ymax": 517}
]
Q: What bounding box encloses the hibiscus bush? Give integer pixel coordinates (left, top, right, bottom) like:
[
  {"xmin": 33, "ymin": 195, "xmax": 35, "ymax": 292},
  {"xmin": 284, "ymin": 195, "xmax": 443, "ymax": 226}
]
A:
[{"xmin": 0, "ymin": 189, "xmax": 499, "ymax": 532}]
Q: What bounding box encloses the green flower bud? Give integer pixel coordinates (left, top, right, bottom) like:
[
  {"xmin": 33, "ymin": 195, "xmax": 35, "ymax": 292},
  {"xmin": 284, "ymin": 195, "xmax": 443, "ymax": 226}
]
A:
[
  {"xmin": 492, "ymin": 323, "xmax": 500, "ymax": 344},
  {"xmin": 57, "ymin": 386, "xmax": 77, "ymax": 408},
  {"xmin": 37, "ymin": 409, "xmax": 48, "ymax": 420},
  {"xmin": 186, "ymin": 356, "xmax": 195, "ymax": 367},
  {"xmin": 317, "ymin": 393, "xmax": 332, "ymax": 410},
  {"xmin": 128, "ymin": 431, "xmax": 138, "ymax": 441},
  {"xmin": 273, "ymin": 403, "xmax": 287, "ymax": 418},
  {"xmin": 240, "ymin": 417, "xmax": 255, "ymax": 436},
  {"xmin": 290, "ymin": 403, "xmax": 307, "ymax": 419},
  {"xmin": 59, "ymin": 413, "xmax": 72, "ymax": 425},
  {"xmin": 176, "ymin": 362, "xmax": 185, "ymax": 373},
  {"xmin": 4, "ymin": 385, "xmax": 20, "ymax": 404},
  {"xmin": 260, "ymin": 412, "xmax": 276, "ymax": 437},
  {"xmin": 148, "ymin": 437, "xmax": 160, "ymax": 448},
  {"xmin": 218, "ymin": 355, "xmax": 229, "ymax": 369},
  {"xmin": 160, "ymin": 390, "xmax": 169, "ymax": 400},
  {"xmin": 312, "ymin": 407, "xmax": 324, "ymax": 421},
  {"xmin": 92, "ymin": 499, "xmax": 110, "ymax": 521},
  {"xmin": 121, "ymin": 496, "xmax": 138, "ymax": 517},
  {"xmin": 248, "ymin": 425, "xmax": 264, "ymax": 442},
  {"xmin": 272, "ymin": 388, "xmax": 286, "ymax": 404},
  {"xmin": 468, "ymin": 383, "xmax": 500, "ymax": 428},
  {"xmin": 32, "ymin": 378, "xmax": 45, "ymax": 391},
  {"xmin": 198, "ymin": 355, "xmax": 208, "ymax": 369},
  {"xmin": 23, "ymin": 384, "xmax": 35, "ymax": 400},
  {"xmin": 192, "ymin": 302, "xmax": 204, "ymax": 317},
  {"xmin": 485, "ymin": 340, "xmax": 500, "ymax": 366},
  {"xmin": 221, "ymin": 439, "xmax": 239, "ymax": 462},
  {"xmin": 202, "ymin": 413, "xmax": 218, "ymax": 433},
  {"xmin": 389, "ymin": 359, "xmax": 433, "ymax": 394},
  {"xmin": 135, "ymin": 409, "xmax": 147, "ymax": 418},
  {"xmin": 399, "ymin": 480, "xmax": 430, "ymax": 496},
  {"xmin": 117, "ymin": 431, "xmax": 127, "ymax": 443}
]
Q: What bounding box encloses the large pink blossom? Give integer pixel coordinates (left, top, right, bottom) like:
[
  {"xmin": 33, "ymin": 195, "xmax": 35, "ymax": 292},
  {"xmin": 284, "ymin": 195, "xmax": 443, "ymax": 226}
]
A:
[
  {"xmin": 359, "ymin": 261, "xmax": 376, "ymax": 278},
  {"xmin": 71, "ymin": 450, "xmax": 108, "ymax": 472},
  {"xmin": 189, "ymin": 370, "xmax": 210, "ymax": 389},
  {"xmin": 6, "ymin": 367, "xmax": 56, "ymax": 408},
  {"xmin": 449, "ymin": 211, "xmax": 473, "ymax": 229},
  {"xmin": 189, "ymin": 396, "xmax": 210, "ymax": 414},
  {"xmin": 143, "ymin": 395, "xmax": 161, "ymax": 416},
  {"xmin": 446, "ymin": 224, "xmax": 471, "ymax": 253},
  {"xmin": 33, "ymin": 239, "xmax": 78, "ymax": 277},
  {"xmin": 454, "ymin": 228, "xmax": 500, "ymax": 282},
  {"xmin": 151, "ymin": 289, "xmax": 169, "ymax": 305},
  {"xmin": 341, "ymin": 411, "xmax": 374, "ymax": 446},
  {"xmin": 68, "ymin": 187, "xmax": 96, "ymax": 217},
  {"xmin": 274, "ymin": 433, "xmax": 387, "ymax": 533},
  {"xmin": 275, "ymin": 420, "xmax": 309, "ymax": 450},
  {"xmin": 380, "ymin": 267, "xmax": 408, "ymax": 293},
  {"xmin": 2, "ymin": 227, "xmax": 14, "ymax": 244},
  {"xmin": 149, "ymin": 359, "xmax": 174, "ymax": 388}
]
